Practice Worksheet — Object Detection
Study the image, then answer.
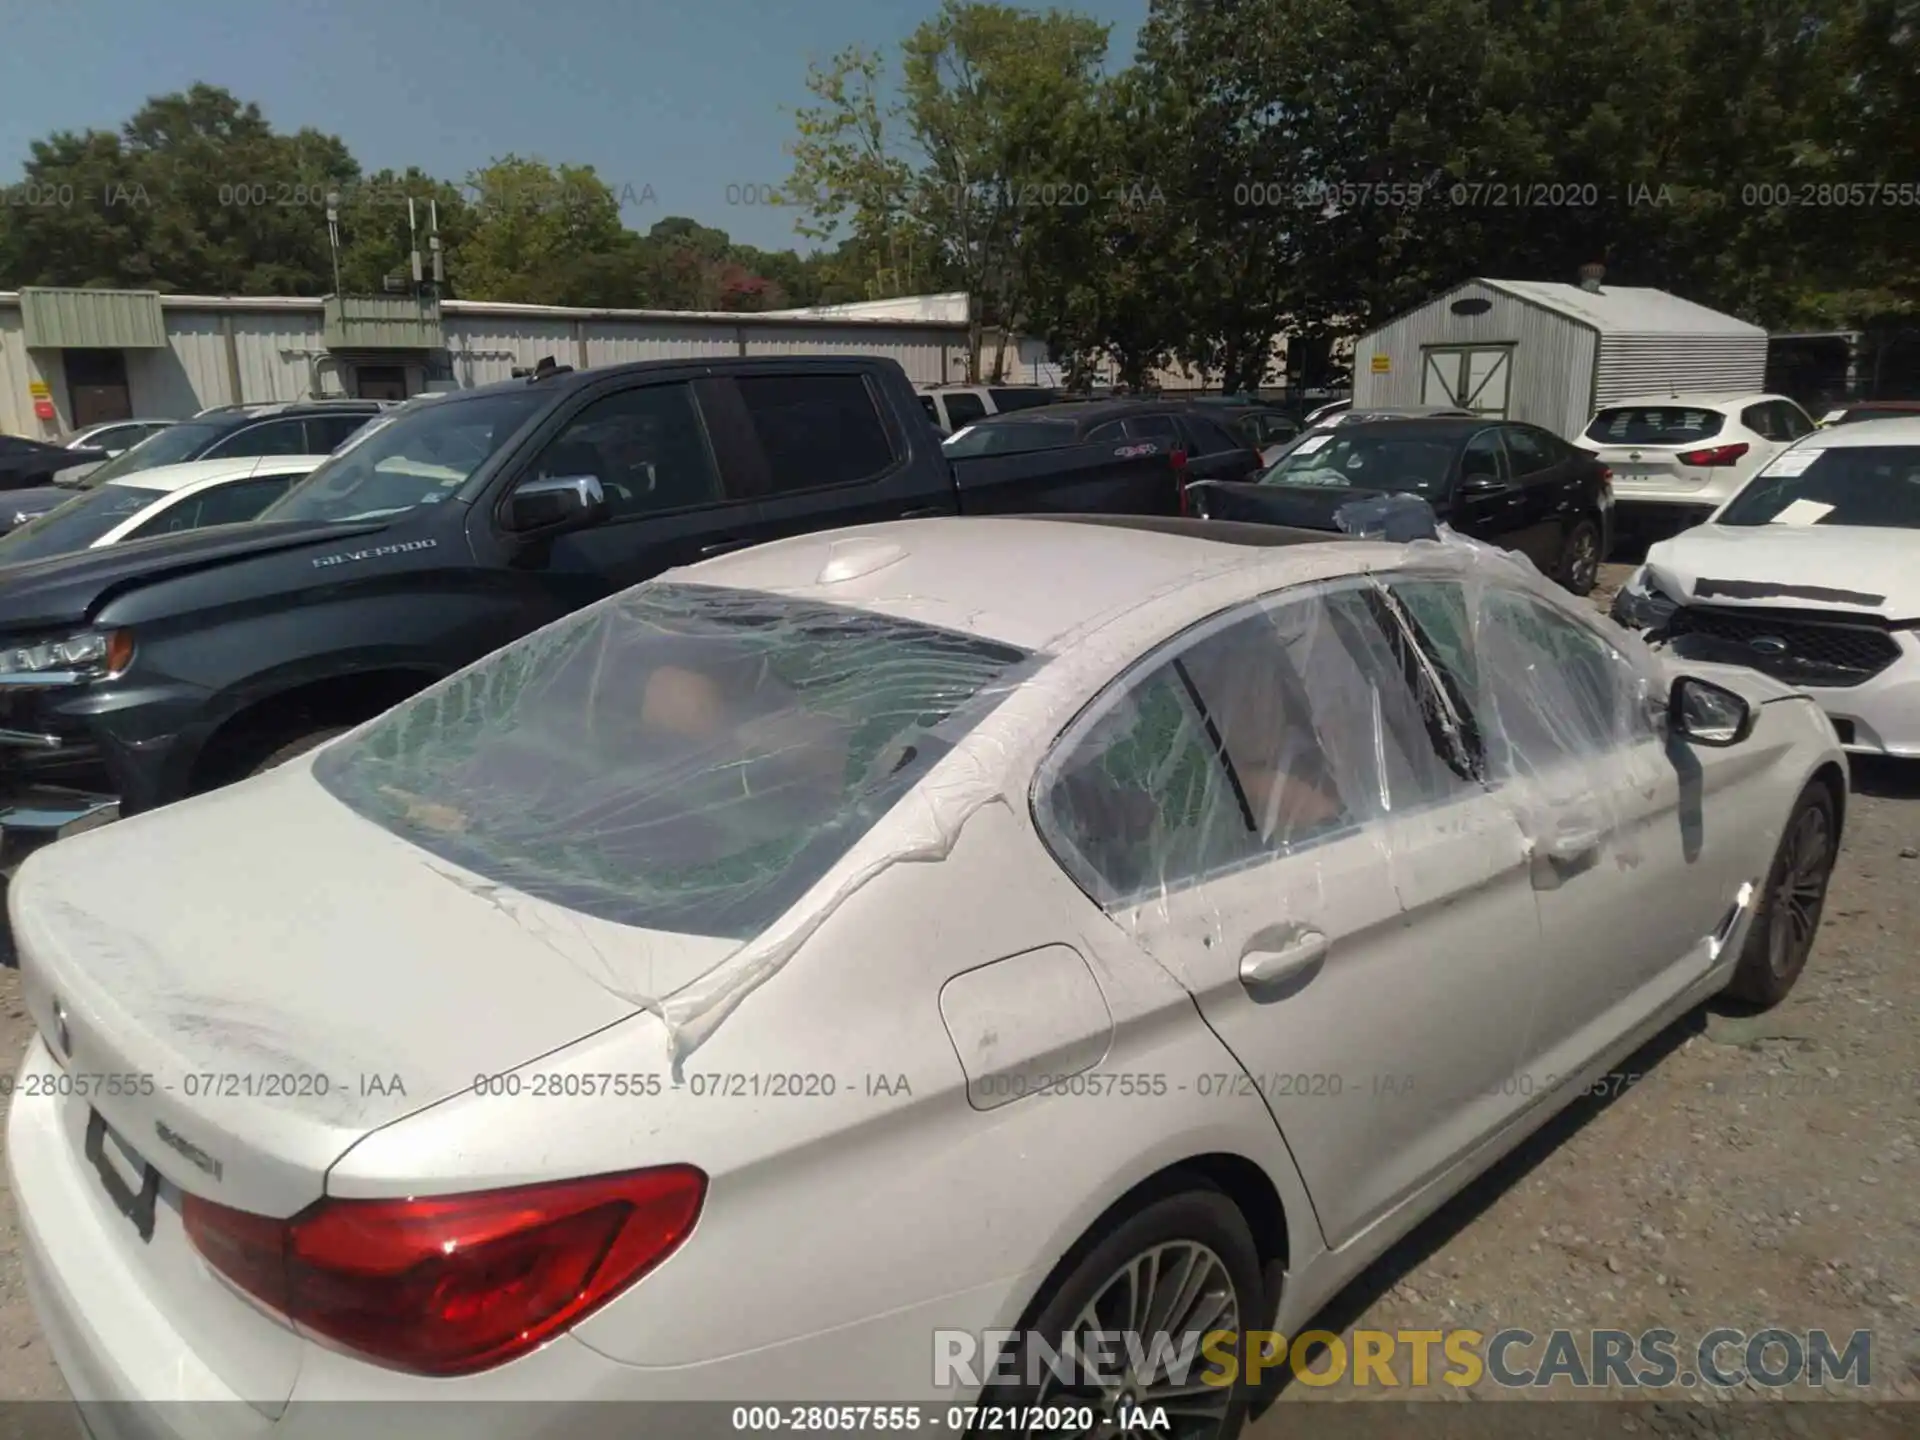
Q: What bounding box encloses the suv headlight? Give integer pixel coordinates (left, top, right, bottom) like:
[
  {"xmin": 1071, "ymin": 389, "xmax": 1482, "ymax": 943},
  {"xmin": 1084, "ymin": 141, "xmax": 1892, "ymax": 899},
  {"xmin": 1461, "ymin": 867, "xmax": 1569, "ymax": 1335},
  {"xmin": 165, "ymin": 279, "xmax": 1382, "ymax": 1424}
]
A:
[
  {"xmin": 0, "ymin": 629, "xmax": 134, "ymax": 681},
  {"xmin": 1611, "ymin": 567, "xmax": 1679, "ymax": 634}
]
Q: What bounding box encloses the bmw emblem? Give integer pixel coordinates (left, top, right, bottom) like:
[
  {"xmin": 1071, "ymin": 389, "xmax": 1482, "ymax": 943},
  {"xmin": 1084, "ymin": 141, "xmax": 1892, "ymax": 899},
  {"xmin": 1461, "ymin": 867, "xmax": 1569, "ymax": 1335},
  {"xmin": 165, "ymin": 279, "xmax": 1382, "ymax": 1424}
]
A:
[
  {"xmin": 51, "ymin": 997, "xmax": 71, "ymax": 1059},
  {"xmin": 1749, "ymin": 636, "xmax": 1790, "ymax": 656}
]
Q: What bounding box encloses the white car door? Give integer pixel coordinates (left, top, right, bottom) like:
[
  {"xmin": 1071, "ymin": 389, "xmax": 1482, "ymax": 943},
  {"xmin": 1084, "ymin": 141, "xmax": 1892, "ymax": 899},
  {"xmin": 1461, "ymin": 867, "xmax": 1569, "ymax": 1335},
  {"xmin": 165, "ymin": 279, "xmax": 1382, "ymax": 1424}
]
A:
[
  {"xmin": 1033, "ymin": 576, "xmax": 1545, "ymax": 1251},
  {"xmin": 1387, "ymin": 576, "xmax": 1757, "ymax": 1090}
]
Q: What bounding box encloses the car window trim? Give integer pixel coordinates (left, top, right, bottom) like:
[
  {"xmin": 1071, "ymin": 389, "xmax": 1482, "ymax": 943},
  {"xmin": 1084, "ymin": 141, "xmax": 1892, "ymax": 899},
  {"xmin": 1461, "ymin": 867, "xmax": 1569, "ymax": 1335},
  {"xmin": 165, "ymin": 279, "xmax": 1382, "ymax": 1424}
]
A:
[
  {"xmin": 486, "ymin": 371, "xmax": 736, "ymax": 533},
  {"xmin": 118, "ymin": 488, "xmax": 194, "ymax": 541},
  {"xmin": 1461, "ymin": 425, "xmax": 1508, "ymax": 483},
  {"xmin": 725, "ymin": 370, "xmax": 912, "ymax": 500},
  {"xmin": 205, "ymin": 416, "xmax": 314, "ymax": 460},
  {"xmin": 1030, "ymin": 573, "xmax": 1477, "ymax": 911}
]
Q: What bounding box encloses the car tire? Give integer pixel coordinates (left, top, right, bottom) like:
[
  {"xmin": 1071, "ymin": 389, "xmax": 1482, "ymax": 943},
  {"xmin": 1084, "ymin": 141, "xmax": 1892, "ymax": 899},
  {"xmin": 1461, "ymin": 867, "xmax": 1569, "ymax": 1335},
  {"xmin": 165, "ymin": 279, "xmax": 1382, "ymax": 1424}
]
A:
[
  {"xmin": 1724, "ymin": 781, "xmax": 1839, "ymax": 1008},
  {"xmin": 971, "ymin": 1183, "xmax": 1264, "ymax": 1439},
  {"xmin": 247, "ymin": 726, "xmax": 351, "ymax": 778},
  {"xmin": 1556, "ymin": 515, "xmax": 1603, "ymax": 596}
]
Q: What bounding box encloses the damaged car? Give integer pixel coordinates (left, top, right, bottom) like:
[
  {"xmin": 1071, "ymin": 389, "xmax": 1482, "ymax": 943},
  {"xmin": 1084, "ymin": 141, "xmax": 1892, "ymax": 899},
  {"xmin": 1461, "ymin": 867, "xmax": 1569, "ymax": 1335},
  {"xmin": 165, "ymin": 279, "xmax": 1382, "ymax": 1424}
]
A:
[
  {"xmin": 8, "ymin": 512, "xmax": 1843, "ymax": 1435},
  {"xmin": 1614, "ymin": 416, "xmax": 1920, "ymax": 760}
]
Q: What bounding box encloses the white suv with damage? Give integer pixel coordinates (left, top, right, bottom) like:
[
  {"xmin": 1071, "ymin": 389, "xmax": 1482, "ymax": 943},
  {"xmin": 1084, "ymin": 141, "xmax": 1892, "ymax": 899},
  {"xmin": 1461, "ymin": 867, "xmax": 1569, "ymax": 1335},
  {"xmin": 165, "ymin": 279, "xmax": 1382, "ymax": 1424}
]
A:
[{"xmin": 1613, "ymin": 416, "xmax": 1920, "ymax": 758}]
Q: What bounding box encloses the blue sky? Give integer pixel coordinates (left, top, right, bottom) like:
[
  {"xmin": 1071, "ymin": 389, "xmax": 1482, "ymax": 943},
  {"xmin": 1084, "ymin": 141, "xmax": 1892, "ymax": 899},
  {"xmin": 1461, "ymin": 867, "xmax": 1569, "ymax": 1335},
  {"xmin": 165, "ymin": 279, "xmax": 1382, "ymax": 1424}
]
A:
[{"xmin": 0, "ymin": 0, "xmax": 1147, "ymax": 253}]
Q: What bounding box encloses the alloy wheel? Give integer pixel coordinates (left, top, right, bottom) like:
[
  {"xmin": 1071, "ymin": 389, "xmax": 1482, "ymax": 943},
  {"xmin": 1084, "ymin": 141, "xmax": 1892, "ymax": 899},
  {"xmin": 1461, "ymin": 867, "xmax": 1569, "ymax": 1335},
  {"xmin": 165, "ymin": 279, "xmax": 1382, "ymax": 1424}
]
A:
[
  {"xmin": 1768, "ymin": 803, "xmax": 1832, "ymax": 977},
  {"xmin": 1568, "ymin": 525, "xmax": 1599, "ymax": 590},
  {"xmin": 1031, "ymin": 1239, "xmax": 1243, "ymax": 1439}
]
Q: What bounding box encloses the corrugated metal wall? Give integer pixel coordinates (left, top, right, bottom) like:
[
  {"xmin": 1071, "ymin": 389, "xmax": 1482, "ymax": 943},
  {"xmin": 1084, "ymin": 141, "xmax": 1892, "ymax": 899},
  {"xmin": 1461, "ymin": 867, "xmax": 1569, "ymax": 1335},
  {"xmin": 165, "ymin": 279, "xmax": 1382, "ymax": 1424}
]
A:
[
  {"xmin": 1593, "ymin": 335, "xmax": 1767, "ymax": 407},
  {"xmin": 443, "ymin": 316, "xmax": 577, "ymax": 388},
  {"xmin": 0, "ymin": 308, "xmax": 42, "ymax": 434},
  {"xmin": 586, "ymin": 321, "xmax": 740, "ymax": 368},
  {"xmin": 131, "ymin": 312, "xmax": 230, "ymax": 414},
  {"xmin": 232, "ymin": 310, "xmax": 335, "ymax": 402},
  {"xmin": 737, "ymin": 323, "xmax": 959, "ymax": 384},
  {"xmin": 3, "ymin": 297, "xmax": 976, "ymax": 424},
  {"xmin": 1351, "ymin": 281, "xmax": 1598, "ymax": 437}
]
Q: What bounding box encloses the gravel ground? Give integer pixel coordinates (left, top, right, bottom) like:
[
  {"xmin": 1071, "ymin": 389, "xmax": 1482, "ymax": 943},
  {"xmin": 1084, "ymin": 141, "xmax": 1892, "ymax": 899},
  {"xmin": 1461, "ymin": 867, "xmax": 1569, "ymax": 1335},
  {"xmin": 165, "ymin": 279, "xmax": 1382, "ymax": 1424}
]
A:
[{"xmin": 1, "ymin": 563, "xmax": 1915, "ymax": 1422}]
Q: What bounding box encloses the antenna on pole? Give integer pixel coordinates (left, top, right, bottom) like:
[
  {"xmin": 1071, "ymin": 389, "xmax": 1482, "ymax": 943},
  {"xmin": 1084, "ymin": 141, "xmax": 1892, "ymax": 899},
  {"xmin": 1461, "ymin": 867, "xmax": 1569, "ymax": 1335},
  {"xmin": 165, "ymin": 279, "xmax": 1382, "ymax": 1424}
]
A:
[
  {"xmin": 324, "ymin": 190, "xmax": 343, "ymax": 298},
  {"xmin": 408, "ymin": 197, "xmax": 424, "ymax": 289},
  {"xmin": 428, "ymin": 199, "xmax": 443, "ymax": 290}
]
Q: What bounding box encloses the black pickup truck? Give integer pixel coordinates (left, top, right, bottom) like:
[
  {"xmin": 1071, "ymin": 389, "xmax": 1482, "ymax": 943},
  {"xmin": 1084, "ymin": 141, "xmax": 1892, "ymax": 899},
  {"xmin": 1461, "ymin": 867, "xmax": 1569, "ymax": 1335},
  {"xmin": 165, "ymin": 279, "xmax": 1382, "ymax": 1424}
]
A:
[{"xmin": 0, "ymin": 355, "xmax": 1186, "ymax": 850}]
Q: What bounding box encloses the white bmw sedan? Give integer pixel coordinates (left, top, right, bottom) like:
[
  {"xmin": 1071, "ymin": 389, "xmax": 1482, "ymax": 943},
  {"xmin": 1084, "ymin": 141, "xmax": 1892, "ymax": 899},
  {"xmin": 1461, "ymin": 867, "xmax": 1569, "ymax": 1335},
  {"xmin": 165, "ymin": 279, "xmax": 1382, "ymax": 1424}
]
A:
[{"xmin": 8, "ymin": 515, "xmax": 1843, "ymax": 1438}]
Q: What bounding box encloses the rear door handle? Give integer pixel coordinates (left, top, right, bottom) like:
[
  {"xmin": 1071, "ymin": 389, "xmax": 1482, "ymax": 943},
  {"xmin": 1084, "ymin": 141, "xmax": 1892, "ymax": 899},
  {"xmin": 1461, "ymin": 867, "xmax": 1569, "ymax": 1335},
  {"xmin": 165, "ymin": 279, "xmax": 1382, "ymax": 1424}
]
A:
[
  {"xmin": 1544, "ymin": 826, "xmax": 1604, "ymax": 865},
  {"xmin": 698, "ymin": 538, "xmax": 750, "ymax": 557},
  {"xmin": 1238, "ymin": 930, "xmax": 1329, "ymax": 992}
]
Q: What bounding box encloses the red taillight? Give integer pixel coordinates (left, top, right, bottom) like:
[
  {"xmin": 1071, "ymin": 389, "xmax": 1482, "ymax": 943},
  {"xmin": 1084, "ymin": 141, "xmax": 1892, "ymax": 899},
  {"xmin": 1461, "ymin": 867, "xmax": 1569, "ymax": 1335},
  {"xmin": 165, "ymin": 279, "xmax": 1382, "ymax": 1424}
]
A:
[
  {"xmin": 1676, "ymin": 442, "xmax": 1750, "ymax": 467},
  {"xmin": 184, "ymin": 1166, "xmax": 706, "ymax": 1375}
]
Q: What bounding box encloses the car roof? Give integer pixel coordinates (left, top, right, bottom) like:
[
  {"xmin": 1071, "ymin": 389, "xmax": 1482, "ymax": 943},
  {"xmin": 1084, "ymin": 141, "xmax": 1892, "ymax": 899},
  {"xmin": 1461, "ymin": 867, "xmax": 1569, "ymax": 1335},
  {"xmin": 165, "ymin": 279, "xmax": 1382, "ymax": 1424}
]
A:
[
  {"xmin": 102, "ymin": 455, "xmax": 330, "ymax": 493},
  {"xmin": 190, "ymin": 400, "xmax": 388, "ymax": 421},
  {"xmin": 1307, "ymin": 417, "xmax": 1489, "ymax": 438},
  {"xmin": 1600, "ymin": 391, "xmax": 1784, "ymax": 410},
  {"xmin": 1830, "ymin": 400, "xmax": 1920, "ymax": 412},
  {"xmin": 676, "ymin": 515, "xmax": 1397, "ymax": 651},
  {"xmin": 973, "ymin": 398, "xmax": 1246, "ymax": 427},
  {"xmin": 1793, "ymin": 416, "xmax": 1920, "ymax": 448}
]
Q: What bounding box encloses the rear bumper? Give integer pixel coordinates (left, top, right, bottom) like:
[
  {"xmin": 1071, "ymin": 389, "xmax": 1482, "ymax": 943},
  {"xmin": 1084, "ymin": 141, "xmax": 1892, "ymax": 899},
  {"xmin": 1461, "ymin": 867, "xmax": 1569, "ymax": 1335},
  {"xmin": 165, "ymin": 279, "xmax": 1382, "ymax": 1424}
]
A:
[
  {"xmin": 1611, "ymin": 498, "xmax": 1719, "ymax": 535},
  {"xmin": 10, "ymin": 1039, "xmax": 277, "ymax": 1434}
]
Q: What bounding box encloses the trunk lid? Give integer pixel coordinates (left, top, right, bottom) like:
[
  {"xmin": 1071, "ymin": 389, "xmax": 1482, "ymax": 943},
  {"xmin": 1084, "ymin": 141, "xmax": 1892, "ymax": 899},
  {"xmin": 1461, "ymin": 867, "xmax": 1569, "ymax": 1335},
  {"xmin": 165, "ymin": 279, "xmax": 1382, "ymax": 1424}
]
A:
[
  {"xmin": 1586, "ymin": 442, "xmax": 1719, "ymax": 495},
  {"xmin": 11, "ymin": 759, "xmax": 734, "ymax": 1412},
  {"xmin": 10, "ymin": 757, "xmax": 733, "ymax": 1217}
]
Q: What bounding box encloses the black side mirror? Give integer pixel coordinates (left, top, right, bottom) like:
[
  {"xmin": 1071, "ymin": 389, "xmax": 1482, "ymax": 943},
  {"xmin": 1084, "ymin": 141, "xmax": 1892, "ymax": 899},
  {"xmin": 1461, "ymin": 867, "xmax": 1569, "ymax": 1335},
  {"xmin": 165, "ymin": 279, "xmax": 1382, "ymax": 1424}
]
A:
[
  {"xmin": 1669, "ymin": 675, "xmax": 1755, "ymax": 747},
  {"xmin": 507, "ymin": 474, "xmax": 609, "ymax": 534}
]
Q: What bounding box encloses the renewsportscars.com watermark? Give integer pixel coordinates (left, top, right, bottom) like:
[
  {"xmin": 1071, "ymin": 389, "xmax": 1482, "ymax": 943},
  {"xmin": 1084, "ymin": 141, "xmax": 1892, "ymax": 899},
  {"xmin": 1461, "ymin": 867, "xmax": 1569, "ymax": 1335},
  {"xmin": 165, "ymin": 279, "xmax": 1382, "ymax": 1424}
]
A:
[{"xmin": 935, "ymin": 1326, "xmax": 1873, "ymax": 1391}]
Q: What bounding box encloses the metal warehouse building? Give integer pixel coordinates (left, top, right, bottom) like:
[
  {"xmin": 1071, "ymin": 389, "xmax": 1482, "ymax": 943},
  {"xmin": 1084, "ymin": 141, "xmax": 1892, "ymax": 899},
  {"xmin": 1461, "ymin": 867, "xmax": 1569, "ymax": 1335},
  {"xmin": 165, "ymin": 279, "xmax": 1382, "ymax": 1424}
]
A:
[
  {"xmin": 0, "ymin": 287, "xmax": 976, "ymax": 437},
  {"xmin": 1351, "ymin": 275, "xmax": 1769, "ymax": 440}
]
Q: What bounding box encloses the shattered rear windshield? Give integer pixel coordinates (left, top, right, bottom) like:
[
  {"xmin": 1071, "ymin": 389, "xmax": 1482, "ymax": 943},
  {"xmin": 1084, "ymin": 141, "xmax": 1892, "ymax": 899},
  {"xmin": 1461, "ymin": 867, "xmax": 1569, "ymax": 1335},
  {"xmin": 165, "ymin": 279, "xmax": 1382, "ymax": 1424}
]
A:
[{"xmin": 311, "ymin": 583, "xmax": 1030, "ymax": 940}]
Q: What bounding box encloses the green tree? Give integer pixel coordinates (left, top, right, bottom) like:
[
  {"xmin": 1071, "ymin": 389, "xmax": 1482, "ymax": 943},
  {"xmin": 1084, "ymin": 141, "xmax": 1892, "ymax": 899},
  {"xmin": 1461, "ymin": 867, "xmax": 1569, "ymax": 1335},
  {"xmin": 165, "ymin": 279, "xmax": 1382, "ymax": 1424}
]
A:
[
  {"xmin": 453, "ymin": 156, "xmax": 644, "ymax": 306},
  {"xmin": 900, "ymin": 1, "xmax": 1113, "ymax": 378},
  {"xmin": 786, "ymin": 46, "xmax": 931, "ymax": 302},
  {"xmin": 0, "ymin": 84, "xmax": 356, "ymax": 294}
]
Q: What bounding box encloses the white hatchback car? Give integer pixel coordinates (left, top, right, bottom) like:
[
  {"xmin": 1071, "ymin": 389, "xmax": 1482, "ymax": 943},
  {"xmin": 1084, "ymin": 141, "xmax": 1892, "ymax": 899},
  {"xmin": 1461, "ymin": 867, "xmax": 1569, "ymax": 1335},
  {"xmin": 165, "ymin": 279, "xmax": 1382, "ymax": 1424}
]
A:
[
  {"xmin": 1614, "ymin": 417, "xmax": 1920, "ymax": 759},
  {"xmin": 9, "ymin": 516, "xmax": 1844, "ymax": 1437},
  {"xmin": 0, "ymin": 456, "xmax": 328, "ymax": 568},
  {"xmin": 1575, "ymin": 392, "xmax": 1818, "ymax": 539}
]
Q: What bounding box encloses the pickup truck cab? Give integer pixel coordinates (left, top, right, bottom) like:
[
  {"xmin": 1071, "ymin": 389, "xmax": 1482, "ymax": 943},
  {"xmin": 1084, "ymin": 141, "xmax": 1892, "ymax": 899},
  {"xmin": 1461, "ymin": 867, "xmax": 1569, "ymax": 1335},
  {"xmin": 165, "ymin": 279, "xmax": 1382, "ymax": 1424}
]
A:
[
  {"xmin": 914, "ymin": 383, "xmax": 1058, "ymax": 434},
  {"xmin": 0, "ymin": 356, "xmax": 1182, "ymax": 850}
]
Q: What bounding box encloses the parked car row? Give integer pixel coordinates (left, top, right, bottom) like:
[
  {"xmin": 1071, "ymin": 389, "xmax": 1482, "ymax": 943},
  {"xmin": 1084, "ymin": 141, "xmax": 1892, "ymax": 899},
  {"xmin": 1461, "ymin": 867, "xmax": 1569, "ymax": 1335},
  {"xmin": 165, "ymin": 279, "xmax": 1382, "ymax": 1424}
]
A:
[
  {"xmin": 0, "ymin": 358, "xmax": 1198, "ymax": 851},
  {"xmin": 0, "ymin": 400, "xmax": 389, "ymax": 535},
  {"xmin": 0, "ymin": 457, "xmax": 327, "ymax": 567}
]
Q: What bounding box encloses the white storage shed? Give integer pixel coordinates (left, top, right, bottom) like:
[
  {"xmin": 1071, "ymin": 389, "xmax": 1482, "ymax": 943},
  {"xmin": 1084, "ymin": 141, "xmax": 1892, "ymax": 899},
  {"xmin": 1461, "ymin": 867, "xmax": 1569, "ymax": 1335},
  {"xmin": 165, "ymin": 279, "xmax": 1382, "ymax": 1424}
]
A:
[{"xmin": 1350, "ymin": 276, "xmax": 1768, "ymax": 440}]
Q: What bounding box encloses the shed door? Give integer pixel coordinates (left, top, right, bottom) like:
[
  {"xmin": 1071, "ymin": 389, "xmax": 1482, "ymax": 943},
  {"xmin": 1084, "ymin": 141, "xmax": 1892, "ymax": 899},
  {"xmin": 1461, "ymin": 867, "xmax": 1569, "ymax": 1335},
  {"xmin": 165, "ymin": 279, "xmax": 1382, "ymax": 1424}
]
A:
[{"xmin": 1420, "ymin": 346, "xmax": 1512, "ymax": 417}]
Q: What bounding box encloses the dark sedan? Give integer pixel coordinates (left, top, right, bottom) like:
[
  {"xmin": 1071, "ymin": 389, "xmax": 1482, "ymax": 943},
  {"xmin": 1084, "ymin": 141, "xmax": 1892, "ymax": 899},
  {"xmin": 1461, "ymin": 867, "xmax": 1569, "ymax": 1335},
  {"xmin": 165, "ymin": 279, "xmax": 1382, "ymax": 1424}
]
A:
[
  {"xmin": 941, "ymin": 399, "xmax": 1266, "ymax": 489},
  {"xmin": 0, "ymin": 435, "xmax": 108, "ymax": 492},
  {"xmin": 1187, "ymin": 417, "xmax": 1614, "ymax": 594}
]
